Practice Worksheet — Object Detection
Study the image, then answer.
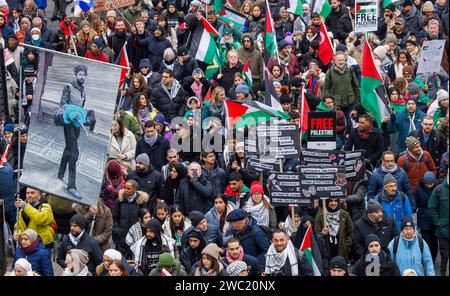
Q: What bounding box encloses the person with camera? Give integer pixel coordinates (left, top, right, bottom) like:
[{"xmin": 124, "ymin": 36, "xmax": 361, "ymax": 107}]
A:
[
  {"xmin": 174, "ymin": 162, "xmax": 213, "ymax": 215},
  {"xmin": 264, "ymin": 229, "xmax": 314, "ymax": 276}
]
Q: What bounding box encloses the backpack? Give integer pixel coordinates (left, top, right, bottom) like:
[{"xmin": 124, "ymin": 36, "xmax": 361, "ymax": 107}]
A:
[
  {"xmin": 251, "ymin": 224, "xmax": 273, "ymax": 247},
  {"xmin": 399, "ymin": 151, "xmax": 431, "ymax": 172},
  {"xmin": 392, "ymin": 235, "xmax": 424, "ymax": 258}
]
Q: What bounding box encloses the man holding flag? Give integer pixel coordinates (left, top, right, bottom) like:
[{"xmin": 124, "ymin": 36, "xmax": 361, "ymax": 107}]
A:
[{"xmin": 237, "ymin": 33, "xmax": 263, "ymax": 91}]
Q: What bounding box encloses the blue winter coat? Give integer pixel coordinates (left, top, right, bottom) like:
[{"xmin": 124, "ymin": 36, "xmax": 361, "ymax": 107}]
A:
[
  {"xmin": 374, "ymin": 190, "xmax": 413, "ymax": 232},
  {"xmin": 14, "ymin": 242, "xmax": 54, "ymax": 276},
  {"xmin": 368, "ymin": 166, "xmax": 415, "ymax": 211},
  {"xmin": 387, "ymin": 108, "xmax": 425, "ymax": 152},
  {"xmin": 135, "ymin": 134, "xmax": 170, "ymax": 172},
  {"xmin": 0, "ymin": 162, "xmax": 16, "ymax": 213},
  {"xmin": 224, "ymin": 216, "xmax": 271, "ymax": 263},
  {"xmin": 415, "ymin": 181, "xmax": 436, "ymax": 231},
  {"xmin": 388, "ymin": 234, "xmax": 435, "ymax": 276},
  {"xmin": 0, "ymin": 24, "xmax": 15, "ymax": 40}
]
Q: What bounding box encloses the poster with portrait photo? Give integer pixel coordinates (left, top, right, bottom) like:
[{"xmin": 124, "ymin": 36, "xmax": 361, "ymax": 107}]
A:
[{"xmin": 19, "ymin": 47, "xmax": 122, "ymax": 206}]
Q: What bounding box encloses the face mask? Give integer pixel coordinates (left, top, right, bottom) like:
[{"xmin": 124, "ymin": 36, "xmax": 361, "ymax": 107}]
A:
[{"xmin": 32, "ymin": 34, "xmax": 40, "ymax": 41}]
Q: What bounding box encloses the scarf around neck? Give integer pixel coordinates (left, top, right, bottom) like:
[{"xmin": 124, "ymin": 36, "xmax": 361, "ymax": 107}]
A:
[
  {"xmin": 381, "ymin": 163, "xmax": 398, "ymax": 174},
  {"xmin": 226, "ymin": 247, "xmax": 245, "ymax": 264},
  {"xmin": 144, "ymin": 132, "xmax": 158, "ymax": 147},
  {"xmin": 265, "ymin": 240, "xmax": 299, "ymax": 276},
  {"xmin": 69, "ymin": 230, "xmax": 85, "ymax": 247},
  {"xmin": 22, "ymin": 239, "xmax": 40, "ymax": 255},
  {"xmin": 326, "ymin": 210, "xmax": 341, "ymax": 245},
  {"xmin": 244, "ymin": 197, "xmax": 270, "ymax": 227},
  {"xmin": 317, "ymin": 102, "xmax": 333, "ymax": 112}
]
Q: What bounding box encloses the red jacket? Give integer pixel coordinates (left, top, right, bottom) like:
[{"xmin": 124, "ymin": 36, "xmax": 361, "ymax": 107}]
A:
[
  {"xmin": 85, "ymin": 50, "xmax": 109, "ymax": 63},
  {"xmin": 397, "ymin": 150, "xmax": 437, "ymax": 194}
]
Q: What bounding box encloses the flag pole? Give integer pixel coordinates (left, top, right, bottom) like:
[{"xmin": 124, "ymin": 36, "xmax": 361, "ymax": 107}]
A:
[{"xmin": 299, "ymin": 85, "xmax": 305, "ymax": 142}]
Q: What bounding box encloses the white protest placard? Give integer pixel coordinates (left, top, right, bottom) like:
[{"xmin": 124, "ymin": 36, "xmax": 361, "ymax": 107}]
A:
[
  {"xmin": 416, "ymin": 40, "xmax": 446, "ymax": 74},
  {"xmin": 355, "ymin": 0, "xmax": 378, "ymax": 32}
]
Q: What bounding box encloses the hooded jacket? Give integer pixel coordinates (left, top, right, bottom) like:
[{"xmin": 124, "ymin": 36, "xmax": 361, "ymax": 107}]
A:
[
  {"xmin": 179, "ymin": 228, "xmax": 207, "ymax": 271},
  {"xmin": 388, "ymin": 233, "xmax": 435, "ymax": 276},
  {"xmin": 16, "ymin": 200, "xmax": 55, "ymax": 246},
  {"xmin": 374, "ymin": 189, "xmax": 414, "ymax": 232},
  {"xmin": 397, "ymin": 149, "xmax": 437, "ymax": 195},
  {"xmin": 415, "ymin": 180, "xmax": 436, "ymax": 231},
  {"xmin": 237, "ymin": 33, "xmax": 264, "ymax": 84},
  {"xmin": 387, "ymin": 108, "xmax": 425, "ymax": 152},
  {"xmin": 368, "ymin": 165, "xmax": 414, "ymax": 203},
  {"xmin": 352, "ymin": 247, "xmax": 400, "ymax": 276},
  {"xmin": 352, "ymin": 212, "xmax": 399, "ymax": 260},
  {"xmin": 323, "ymin": 64, "xmax": 360, "ymax": 108}
]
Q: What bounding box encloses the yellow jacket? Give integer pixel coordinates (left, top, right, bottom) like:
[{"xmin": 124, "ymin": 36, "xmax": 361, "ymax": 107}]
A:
[{"xmin": 16, "ymin": 202, "xmax": 55, "ymax": 246}]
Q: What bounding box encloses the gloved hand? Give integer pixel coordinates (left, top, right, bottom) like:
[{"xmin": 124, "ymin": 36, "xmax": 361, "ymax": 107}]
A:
[{"xmin": 390, "ymin": 112, "xmax": 396, "ymax": 123}]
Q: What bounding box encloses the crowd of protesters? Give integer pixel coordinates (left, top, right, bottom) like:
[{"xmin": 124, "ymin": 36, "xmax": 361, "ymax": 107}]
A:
[{"xmin": 0, "ymin": 0, "xmax": 449, "ymax": 277}]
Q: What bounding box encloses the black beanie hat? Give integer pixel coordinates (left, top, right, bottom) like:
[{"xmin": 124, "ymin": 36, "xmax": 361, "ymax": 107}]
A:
[
  {"xmin": 189, "ymin": 211, "xmax": 206, "ymax": 227},
  {"xmin": 279, "ymin": 90, "xmax": 291, "ymax": 104},
  {"xmin": 70, "ymin": 213, "xmax": 87, "ymax": 230},
  {"xmin": 365, "ymin": 234, "xmax": 381, "ymax": 249},
  {"xmin": 329, "ymin": 256, "xmax": 348, "ymax": 271}
]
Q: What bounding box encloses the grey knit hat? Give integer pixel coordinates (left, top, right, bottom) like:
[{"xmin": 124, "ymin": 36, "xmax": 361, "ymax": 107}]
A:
[
  {"xmin": 385, "ymin": 33, "xmax": 397, "ymax": 44},
  {"xmin": 405, "ymin": 136, "xmax": 420, "ymax": 151},
  {"xmin": 407, "ymin": 82, "xmax": 420, "ymax": 95},
  {"xmin": 437, "ymin": 89, "xmax": 449, "ymax": 103},
  {"xmin": 367, "ymin": 199, "xmax": 382, "ymax": 213},
  {"xmin": 226, "ymin": 261, "xmax": 248, "ymax": 276},
  {"xmin": 136, "ymin": 153, "xmax": 150, "ymax": 167},
  {"xmin": 383, "ymin": 173, "xmax": 397, "ymax": 187}
]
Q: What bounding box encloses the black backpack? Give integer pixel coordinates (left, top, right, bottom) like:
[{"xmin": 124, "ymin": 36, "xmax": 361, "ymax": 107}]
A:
[{"xmin": 392, "ymin": 235, "xmax": 424, "ymax": 257}]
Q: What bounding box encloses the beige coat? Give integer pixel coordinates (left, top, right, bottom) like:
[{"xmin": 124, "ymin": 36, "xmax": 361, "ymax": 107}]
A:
[{"xmin": 109, "ymin": 128, "xmax": 137, "ymax": 170}]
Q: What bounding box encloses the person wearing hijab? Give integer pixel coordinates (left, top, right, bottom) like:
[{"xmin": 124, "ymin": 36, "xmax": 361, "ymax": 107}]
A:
[
  {"xmin": 10, "ymin": 258, "xmax": 37, "ymax": 276},
  {"xmin": 13, "ymin": 229, "xmax": 53, "ymax": 276},
  {"xmin": 315, "ymin": 198, "xmax": 353, "ymax": 262},
  {"xmin": 161, "ymin": 163, "xmax": 187, "ymax": 206},
  {"xmin": 352, "ymin": 234, "xmax": 400, "ymax": 276},
  {"xmin": 62, "ymin": 249, "xmax": 92, "ymax": 276}
]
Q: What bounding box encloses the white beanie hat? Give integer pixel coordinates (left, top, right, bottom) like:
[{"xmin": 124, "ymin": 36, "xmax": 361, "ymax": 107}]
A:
[
  {"xmin": 436, "ymin": 89, "xmax": 449, "ymax": 103},
  {"xmin": 104, "ymin": 249, "xmax": 122, "ymax": 261},
  {"xmin": 15, "ymin": 258, "xmax": 33, "ymax": 276}
]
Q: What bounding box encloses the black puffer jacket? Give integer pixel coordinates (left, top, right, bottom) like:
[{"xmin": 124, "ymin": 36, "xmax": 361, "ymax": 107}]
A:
[
  {"xmin": 346, "ymin": 179, "xmax": 368, "ymax": 222},
  {"xmin": 175, "ymin": 175, "xmax": 214, "ymax": 215},
  {"xmin": 127, "ymin": 167, "xmax": 164, "ymax": 213},
  {"xmin": 150, "ymin": 81, "xmax": 187, "ymax": 122},
  {"xmin": 213, "ymin": 61, "xmax": 244, "ymax": 96},
  {"xmin": 351, "ymin": 247, "xmax": 401, "ymax": 276},
  {"xmin": 335, "ymin": 13, "xmax": 353, "ymax": 43},
  {"xmin": 173, "ymin": 56, "xmax": 199, "ymax": 83},
  {"xmin": 352, "ymin": 212, "xmax": 399, "ymax": 260},
  {"xmin": 113, "ymin": 190, "xmax": 149, "ymax": 254},
  {"xmin": 136, "ymin": 34, "xmax": 173, "ymax": 73}
]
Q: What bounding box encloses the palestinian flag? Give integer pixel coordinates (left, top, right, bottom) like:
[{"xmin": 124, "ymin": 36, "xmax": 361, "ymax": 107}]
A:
[
  {"xmin": 213, "ymin": 0, "xmax": 226, "ymax": 15},
  {"xmin": 188, "ymin": 17, "xmax": 219, "ymax": 64},
  {"xmin": 225, "ymin": 100, "xmax": 289, "ymax": 130},
  {"xmin": 263, "ymin": 66, "xmax": 282, "ymax": 110},
  {"xmin": 264, "ymin": 0, "xmax": 278, "ymax": 63},
  {"xmin": 383, "ymin": 0, "xmax": 399, "ymax": 8},
  {"xmin": 308, "ymin": 75, "xmax": 320, "ymax": 96},
  {"xmin": 318, "ymin": 21, "xmax": 334, "ymax": 66},
  {"xmin": 286, "ymin": 0, "xmax": 302, "ymax": 15},
  {"xmin": 307, "ymin": 0, "xmax": 332, "ymax": 19},
  {"xmin": 299, "ymin": 225, "xmax": 322, "ymax": 276},
  {"xmin": 355, "ymin": 2, "xmax": 377, "ymax": 13},
  {"xmin": 242, "ymin": 59, "xmax": 253, "ymax": 87},
  {"xmin": 299, "ymin": 87, "xmax": 310, "ymax": 139},
  {"xmin": 361, "ymin": 40, "xmax": 390, "ymax": 128},
  {"xmin": 116, "ymin": 42, "xmax": 129, "ymax": 89}
]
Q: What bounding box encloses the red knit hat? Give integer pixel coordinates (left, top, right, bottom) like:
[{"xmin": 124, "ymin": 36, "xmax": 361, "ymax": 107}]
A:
[{"xmin": 250, "ymin": 181, "xmax": 264, "ymax": 195}]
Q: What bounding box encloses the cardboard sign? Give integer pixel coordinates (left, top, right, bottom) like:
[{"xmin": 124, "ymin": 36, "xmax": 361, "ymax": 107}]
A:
[
  {"xmin": 298, "ymin": 165, "xmax": 347, "ymax": 199},
  {"xmin": 256, "ymin": 124, "xmax": 301, "ymax": 159},
  {"xmin": 93, "ymin": 0, "xmax": 136, "ymax": 12},
  {"xmin": 416, "ymin": 40, "xmax": 446, "ymax": 74},
  {"xmin": 307, "ymin": 111, "xmax": 337, "ymax": 150},
  {"xmin": 300, "ymin": 149, "xmax": 366, "ymax": 181},
  {"xmin": 247, "ymin": 155, "xmax": 281, "ymax": 173},
  {"xmin": 268, "ymin": 172, "xmax": 312, "ymax": 206},
  {"xmin": 355, "ymin": 0, "xmax": 378, "ymax": 32}
]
